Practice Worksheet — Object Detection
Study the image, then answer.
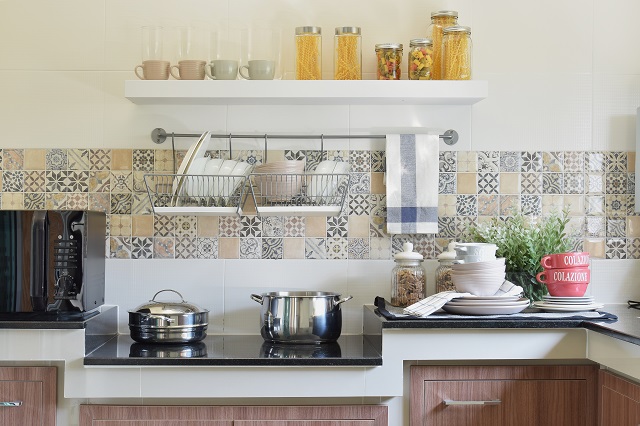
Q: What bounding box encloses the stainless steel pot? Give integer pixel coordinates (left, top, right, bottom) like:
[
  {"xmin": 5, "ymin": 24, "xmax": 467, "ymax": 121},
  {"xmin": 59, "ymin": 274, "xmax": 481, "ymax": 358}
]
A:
[
  {"xmin": 250, "ymin": 291, "xmax": 352, "ymax": 344},
  {"xmin": 128, "ymin": 289, "xmax": 209, "ymax": 344}
]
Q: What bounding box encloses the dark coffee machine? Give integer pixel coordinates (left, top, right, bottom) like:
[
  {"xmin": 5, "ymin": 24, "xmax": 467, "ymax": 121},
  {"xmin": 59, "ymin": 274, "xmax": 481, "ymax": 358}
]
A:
[{"xmin": 0, "ymin": 210, "xmax": 105, "ymax": 314}]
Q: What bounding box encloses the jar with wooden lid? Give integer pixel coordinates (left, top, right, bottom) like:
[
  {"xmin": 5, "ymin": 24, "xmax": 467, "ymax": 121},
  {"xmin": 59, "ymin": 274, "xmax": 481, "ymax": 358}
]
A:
[
  {"xmin": 375, "ymin": 43, "xmax": 403, "ymax": 80},
  {"xmin": 391, "ymin": 242, "xmax": 426, "ymax": 307},
  {"xmin": 295, "ymin": 26, "xmax": 322, "ymax": 80},
  {"xmin": 442, "ymin": 25, "xmax": 472, "ymax": 80},
  {"xmin": 427, "ymin": 10, "xmax": 458, "ymax": 80},
  {"xmin": 408, "ymin": 38, "xmax": 433, "ymax": 80},
  {"xmin": 334, "ymin": 26, "xmax": 361, "ymax": 80}
]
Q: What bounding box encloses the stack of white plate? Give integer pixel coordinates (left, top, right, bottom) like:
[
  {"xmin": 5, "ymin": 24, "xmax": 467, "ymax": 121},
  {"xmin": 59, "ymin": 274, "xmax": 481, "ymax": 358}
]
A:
[
  {"xmin": 450, "ymin": 258, "xmax": 506, "ymax": 296},
  {"xmin": 442, "ymin": 296, "xmax": 530, "ymax": 315},
  {"xmin": 532, "ymin": 295, "xmax": 603, "ymax": 312}
]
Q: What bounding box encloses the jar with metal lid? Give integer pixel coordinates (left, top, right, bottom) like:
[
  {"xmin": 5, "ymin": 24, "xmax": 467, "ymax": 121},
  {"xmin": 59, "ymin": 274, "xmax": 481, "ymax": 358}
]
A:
[
  {"xmin": 408, "ymin": 38, "xmax": 433, "ymax": 80},
  {"xmin": 427, "ymin": 10, "xmax": 458, "ymax": 80},
  {"xmin": 436, "ymin": 242, "xmax": 458, "ymax": 293},
  {"xmin": 391, "ymin": 242, "xmax": 426, "ymax": 307},
  {"xmin": 334, "ymin": 26, "xmax": 361, "ymax": 80},
  {"xmin": 375, "ymin": 43, "xmax": 403, "ymax": 80},
  {"xmin": 442, "ymin": 25, "xmax": 472, "ymax": 80},
  {"xmin": 295, "ymin": 26, "xmax": 322, "ymax": 80}
]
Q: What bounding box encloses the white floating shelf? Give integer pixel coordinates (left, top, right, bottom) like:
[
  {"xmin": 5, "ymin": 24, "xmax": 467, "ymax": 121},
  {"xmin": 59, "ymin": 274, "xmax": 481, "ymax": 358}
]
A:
[{"xmin": 125, "ymin": 80, "xmax": 488, "ymax": 106}]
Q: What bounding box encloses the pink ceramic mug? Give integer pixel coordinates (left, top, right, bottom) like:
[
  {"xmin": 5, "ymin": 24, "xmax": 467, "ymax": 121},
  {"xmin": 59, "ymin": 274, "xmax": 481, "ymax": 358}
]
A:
[
  {"xmin": 536, "ymin": 267, "xmax": 590, "ymax": 285},
  {"xmin": 540, "ymin": 252, "xmax": 590, "ymax": 269}
]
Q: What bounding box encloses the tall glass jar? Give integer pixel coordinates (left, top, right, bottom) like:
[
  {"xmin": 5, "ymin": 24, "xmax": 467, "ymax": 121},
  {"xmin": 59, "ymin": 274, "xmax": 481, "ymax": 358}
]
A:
[
  {"xmin": 375, "ymin": 43, "xmax": 403, "ymax": 80},
  {"xmin": 435, "ymin": 242, "xmax": 458, "ymax": 293},
  {"xmin": 427, "ymin": 10, "xmax": 458, "ymax": 80},
  {"xmin": 408, "ymin": 38, "xmax": 433, "ymax": 80},
  {"xmin": 334, "ymin": 26, "xmax": 361, "ymax": 80},
  {"xmin": 295, "ymin": 26, "xmax": 322, "ymax": 80},
  {"xmin": 442, "ymin": 25, "xmax": 472, "ymax": 80},
  {"xmin": 391, "ymin": 242, "xmax": 426, "ymax": 307}
]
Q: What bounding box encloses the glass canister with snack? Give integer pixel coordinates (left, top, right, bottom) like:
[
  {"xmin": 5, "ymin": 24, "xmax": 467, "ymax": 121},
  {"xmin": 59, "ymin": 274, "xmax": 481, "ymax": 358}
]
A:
[
  {"xmin": 391, "ymin": 242, "xmax": 426, "ymax": 307},
  {"xmin": 295, "ymin": 26, "xmax": 322, "ymax": 80},
  {"xmin": 375, "ymin": 43, "xmax": 403, "ymax": 80},
  {"xmin": 427, "ymin": 10, "xmax": 458, "ymax": 80},
  {"xmin": 408, "ymin": 38, "xmax": 433, "ymax": 80},
  {"xmin": 442, "ymin": 25, "xmax": 472, "ymax": 80},
  {"xmin": 435, "ymin": 242, "xmax": 458, "ymax": 293},
  {"xmin": 334, "ymin": 26, "xmax": 362, "ymax": 80}
]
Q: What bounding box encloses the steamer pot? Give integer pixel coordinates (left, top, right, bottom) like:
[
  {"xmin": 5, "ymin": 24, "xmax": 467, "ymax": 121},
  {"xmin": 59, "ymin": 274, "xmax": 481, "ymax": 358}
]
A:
[
  {"xmin": 128, "ymin": 289, "xmax": 209, "ymax": 344},
  {"xmin": 250, "ymin": 291, "xmax": 352, "ymax": 344}
]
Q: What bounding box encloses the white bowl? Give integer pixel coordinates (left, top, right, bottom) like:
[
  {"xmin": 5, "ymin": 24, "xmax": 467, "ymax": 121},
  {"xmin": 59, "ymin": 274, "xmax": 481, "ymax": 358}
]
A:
[
  {"xmin": 452, "ymin": 276, "xmax": 504, "ymax": 296},
  {"xmin": 450, "ymin": 266, "xmax": 506, "ymax": 275},
  {"xmin": 452, "ymin": 258, "xmax": 505, "ymax": 271}
]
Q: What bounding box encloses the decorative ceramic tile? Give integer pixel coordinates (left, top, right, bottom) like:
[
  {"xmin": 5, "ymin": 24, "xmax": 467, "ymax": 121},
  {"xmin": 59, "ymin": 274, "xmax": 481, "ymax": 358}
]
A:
[
  {"xmin": 369, "ymin": 237, "xmax": 391, "ymax": 260},
  {"xmin": 154, "ymin": 215, "xmax": 174, "ymax": 237},
  {"xmin": 131, "ymin": 237, "xmax": 153, "ymax": 259},
  {"xmin": 543, "ymin": 152, "xmax": 564, "ymax": 172},
  {"xmin": 477, "ymin": 151, "xmax": 500, "ymax": 172},
  {"xmin": 284, "ymin": 150, "xmax": 306, "ymax": 162},
  {"xmin": 239, "ymin": 237, "xmax": 261, "ymax": 259},
  {"xmin": 153, "ymin": 237, "xmax": 175, "ymax": 259},
  {"xmin": 327, "ymin": 215, "xmax": 348, "ymax": 237},
  {"xmin": 2, "ymin": 171, "xmax": 23, "ymax": 192},
  {"xmin": 628, "ymin": 238, "xmax": 640, "ymax": 259},
  {"xmin": 88, "ymin": 171, "xmax": 110, "ymax": 192},
  {"xmin": 197, "ymin": 237, "xmax": 218, "ymax": 259},
  {"xmin": 348, "ymin": 238, "xmax": 369, "ymax": 259},
  {"xmin": 109, "ymin": 215, "xmax": 131, "ymax": 237},
  {"xmin": 131, "ymin": 193, "xmax": 152, "ymax": 215},
  {"xmin": 390, "ymin": 236, "xmax": 410, "ymax": 256},
  {"xmin": 542, "ymin": 195, "xmax": 564, "ymax": 215},
  {"xmin": 24, "ymin": 171, "xmax": 45, "ymax": 192},
  {"xmin": 283, "ymin": 217, "xmax": 305, "ymax": 237},
  {"xmin": 90, "ymin": 149, "xmax": 111, "ymax": 170},
  {"xmin": 439, "ymin": 151, "xmax": 457, "ymax": 172},
  {"xmin": 350, "ymin": 150, "xmax": 371, "ymax": 172},
  {"xmin": 607, "ymin": 218, "xmax": 626, "ymax": 238},
  {"xmin": 110, "ymin": 193, "xmax": 132, "ymax": 215},
  {"xmin": 564, "ymin": 173, "xmax": 584, "ymax": 194},
  {"xmin": 241, "ymin": 216, "xmax": 262, "ymax": 237},
  {"xmin": 67, "ymin": 193, "xmax": 88, "ymax": 210},
  {"xmin": 2, "ymin": 193, "xmax": 22, "ymax": 209},
  {"xmin": 304, "ymin": 150, "xmax": 323, "ymax": 171},
  {"xmin": 520, "ymin": 151, "xmax": 542, "ymax": 172},
  {"xmin": 564, "ymin": 151, "xmax": 584, "ymax": 172},
  {"xmin": 586, "ymin": 152, "xmax": 605, "ymax": 172},
  {"xmin": 110, "ymin": 171, "xmax": 133, "ymax": 193},
  {"xmin": 606, "ymin": 195, "xmax": 628, "ymax": 218},
  {"xmin": 349, "ymin": 173, "xmax": 370, "ymax": 194},
  {"xmin": 437, "ymin": 217, "xmax": 456, "ymax": 238},
  {"xmin": 262, "ymin": 238, "xmax": 284, "ymax": 259},
  {"xmin": 605, "ymin": 238, "xmax": 627, "ymax": 259},
  {"xmin": 325, "ymin": 150, "xmax": 348, "ymax": 163},
  {"xmin": 606, "ymin": 152, "xmax": 627, "ymax": 173},
  {"xmin": 131, "ymin": 171, "xmax": 147, "ymax": 193},
  {"xmin": 132, "ymin": 149, "xmax": 154, "ymax": 171},
  {"xmin": 439, "ymin": 173, "xmax": 456, "ymax": 194},
  {"xmin": 236, "ymin": 149, "xmax": 263, "ymax": 165},
  {"xmin": 521, "ymin": 195, "xmax": 542, "ymax": 216},
  {"xmin": 262, "ymin": 216, "xmax": 284, "ymax": 237},
  {"xmin": 46, "ymin": 171, "xmax": 71, "ymax": 192},
  {"xmin": 585, "ymin": 173, "xmax": 604, "ymax": 194},
  {"xmin": 219, "ymin": 216, "xmax": 242, "ymax": 237},
  {"xmin": 457, "ymin": 151, "xmax": 477, "ymax": 172},
  {"xmin": 348, "ymin": 194, "xmax": 370, "ymax": 215},
  {"xmin": 0, "ymin": 150, "xmax": 3, "ymax": 171},
  {"xmin": 520, "ymin": 173, "xmax": 542, "ymax": 194},
  {"xmin": 24, "ymin": 193, "xmax": 45, "ymax": 210},
  {"xmin": 88, "ymin": 193, "xmax": 109, "ymax": 213},
  {"xmin": 413, "ymin": 234, "xmax": 435, "ymax": 259},
  {"xmin": 567, "ymin": 237, "xmax": 583, "ymax": 253},
  {"xmin": 606, "ymin": 173, "xmax": 628, "ymax": 194},
  {"xmin": 110, "ymin": 236, "xmax": 131, "ymax": 259},
  {"xmin": 154, "ymin": 150, "xmax": 174, "ymax": 172},
  {"xmin": 175, "ymin": 216, "xmax": 197, "ymax": 237},
  {"xmin": 305, "ymin": 237, "xmax": 327, "ymax": 259},
  {"xmin": 455, "ymin": 195, "xmax": 477, "ymax": 216},
  {"xmin": 585, "ymin": 195, "xmax": 605, "ymax": 216},
  {"xmin": 370, "ymin": 215, "xmax": 387, "ymax": 237},
  {"xmin": 45, "ymin": 149, "xmax": 67, "ymax": 170},
  {"xmin": 438, "ymin": 195, "xmax": 457, "ymax": 216},
  {"xmin": 477, "ymin": 172, "xmax": 499, "ymax": 194},
  {"xmin": 629, "ymin": 173, "xmax": 635, "ymax": 195},
  {"xmin": 454, "ymin": 216, "xmax": 477, "ymax": 240},
  {"xmin": 3, "ymin": 149, "xmax": 23, "ymax": 170},
  {"xmin": 498, "ymin": 151, "xmax": 519, "ymax": 172},
  {"xmin": 542, "ymin": 173, "xmax": 563, "ymax": 194},
  {"xmin": 66, "ymin": 149, "xmax": 88, "ymax": 170},
  {"xmin": 327, "ymin": 237, "xmax": 348, "ymax": 259},
  {"xmin": 68, "ymin": 171, "xmax": 89, "ymax": 192},
  {"xmin": 478, "ymin": 195, "xmax": 499, "ymax": 216},
  {"xmin": 371, "ymin": 151, "xmax": 385, "ymax": 172}
]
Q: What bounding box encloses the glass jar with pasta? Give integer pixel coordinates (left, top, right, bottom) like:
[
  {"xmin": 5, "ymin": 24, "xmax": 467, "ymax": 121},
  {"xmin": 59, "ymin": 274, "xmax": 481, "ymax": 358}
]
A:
[
  {"xmin": 427, "ymin": 10, "xmax": 458, "ymax": 80},
  {"xmin": 391, "ymin": 242, "xmax": 426, "ymax": 308},
  {"xmin": 408, "ymin": 38, "xmax": 433, "ymax": 80},
  {"xmin": 334, "ymin": 26, "xmax": 361, "ymax": 80},
  {"xmin": 375, "ymin": 43, "xmax": 403, "ymax": 80},
  {"xmin": 295, "ymin": 26, "xmax": 322, "ymax": 80},
  {"xmin": 442, "ymin": 25, "xmax": 472, "ymax": 80}
]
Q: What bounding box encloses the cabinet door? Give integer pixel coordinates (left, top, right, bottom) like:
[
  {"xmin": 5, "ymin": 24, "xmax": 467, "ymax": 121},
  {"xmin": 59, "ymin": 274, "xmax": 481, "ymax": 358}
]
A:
[
  {"xmin": 411, "ymin": 365, "xmax": 597, "ymax": 426},
  {"xmin": 232, "ymin": 406, "xmax": 387, "ymax": 426},
  {"xmin": 599, "ymin": 370, "xmax": 640, "ymax": 426},
  {"xmin": 79, "ymin": 405, "xmax": 234, "ymax": 426},
  {"xmin": 0, "ymin": 367, "xmax": 56, "ymax": 426},
  {"xmin": 235, "ymin": 422, "xmax": 375, "ymax": 426}
]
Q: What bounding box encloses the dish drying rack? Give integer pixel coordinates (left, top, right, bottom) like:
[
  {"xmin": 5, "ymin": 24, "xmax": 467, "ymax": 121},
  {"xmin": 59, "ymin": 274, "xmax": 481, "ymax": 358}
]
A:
[{"xmin": 144, "ymin": 128, "xmax": 459, "ymax": 217}]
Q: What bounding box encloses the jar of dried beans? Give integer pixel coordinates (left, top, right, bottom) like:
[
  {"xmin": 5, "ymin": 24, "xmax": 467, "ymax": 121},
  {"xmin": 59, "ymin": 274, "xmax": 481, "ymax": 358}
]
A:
[
  {"xmin": 375, "ymin": 43, "xmax": 403, "ymax": 80},
  {"xmin": 295, "ymin": 26, "xmax": 322, "ymax": 80},
  {"xmin": 442, "ymin": 25, "xmax": 472, "ymax": 80},
  {"xmin": 427, "ymin": 10, "xmax": 458, "ymax": 80},
  {"xmin": 334, "ymin": 26, "xmax": 361, "ymax": 80},
  {"xmin": 391, "ymin": 242, "xmax": 426, "ymax": 307},
  {"xmin": 408, "ymin": 38, "xmax": 433, "ymax": 80}
]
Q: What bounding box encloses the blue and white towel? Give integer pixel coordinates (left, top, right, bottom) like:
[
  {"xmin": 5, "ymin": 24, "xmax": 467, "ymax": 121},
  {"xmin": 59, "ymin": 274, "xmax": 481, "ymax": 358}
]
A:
[{"xmin": 385, "ymin": 133, "xmax": 439, "ymax": 234}]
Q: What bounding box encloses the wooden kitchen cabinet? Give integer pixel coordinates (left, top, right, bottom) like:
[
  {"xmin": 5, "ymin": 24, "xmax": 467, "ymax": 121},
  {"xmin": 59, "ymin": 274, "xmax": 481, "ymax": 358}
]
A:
[
  {"xmin": 410, "ymin": 365, "xmax": 597, "ymax": 426},
  {"xmin": 599, "ymin": 370, "xmax": 640, "ymax": 426},
  {"xmin": 80, "ymin": 405, "xmax": 387, "ymax": 426},
  {"xmin": 0, "ymin": 366, "xmax": 56, "ymax": 426}
]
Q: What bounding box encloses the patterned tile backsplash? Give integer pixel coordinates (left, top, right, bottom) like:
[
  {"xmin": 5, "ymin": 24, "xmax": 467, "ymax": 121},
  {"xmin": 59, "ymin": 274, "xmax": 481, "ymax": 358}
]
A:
[{"xmin": 0, "ymin": 148, "xmax": 637, "ymax": 260}]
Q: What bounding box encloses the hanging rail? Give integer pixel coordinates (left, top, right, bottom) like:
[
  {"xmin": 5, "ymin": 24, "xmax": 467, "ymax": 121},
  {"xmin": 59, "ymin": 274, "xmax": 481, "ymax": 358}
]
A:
[{"xmin": 150, "ymin": 127, "xmax": 459, "ymax": 146}]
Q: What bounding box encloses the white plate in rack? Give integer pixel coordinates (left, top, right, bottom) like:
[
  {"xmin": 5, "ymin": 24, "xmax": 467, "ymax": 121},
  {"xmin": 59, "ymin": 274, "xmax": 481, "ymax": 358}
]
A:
[
  {"xmin": 542, "ymin": 296, "xmax": 595, "ymax": 304},
  {"xmin": 532, "ymin": 301, "xmax": 603, "ymax": 312},
  {"xmin": 171, "ymin": 131, "xmax": 211, "ymax": 205}
]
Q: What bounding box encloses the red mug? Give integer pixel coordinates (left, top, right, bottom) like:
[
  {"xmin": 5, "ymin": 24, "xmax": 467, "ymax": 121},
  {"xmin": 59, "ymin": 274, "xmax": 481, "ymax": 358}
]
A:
[
  {"xmin": 540, "ymin": 252, "xmax": 590, "ymax": 269},
  {"xmin": 536, "ymin": 267, "xmax": 590, "ymax": 284}
]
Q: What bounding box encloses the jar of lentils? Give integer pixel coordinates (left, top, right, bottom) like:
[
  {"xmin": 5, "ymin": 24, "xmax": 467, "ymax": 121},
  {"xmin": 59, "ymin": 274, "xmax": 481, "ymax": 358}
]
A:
[
  {"xmin": 375, "ymin": 43, "xmax": 403, "ymax": 80},
  {"xmin": 427, "ymin": 10, "xmax": 458, "ymax": 80},
  {"xmin": 408, "ymin": 38, "xmax": 433, "ymax": 80},
  {"xmin": 391, "ymin": 242, "xmax": 426, "ymax": 307}
]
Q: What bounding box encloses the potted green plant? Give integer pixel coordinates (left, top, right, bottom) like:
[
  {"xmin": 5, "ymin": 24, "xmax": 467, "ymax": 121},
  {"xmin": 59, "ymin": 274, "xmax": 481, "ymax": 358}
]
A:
[{"xmin": 467, "ymin": 210, "xmax": 573, "ymax": 302}]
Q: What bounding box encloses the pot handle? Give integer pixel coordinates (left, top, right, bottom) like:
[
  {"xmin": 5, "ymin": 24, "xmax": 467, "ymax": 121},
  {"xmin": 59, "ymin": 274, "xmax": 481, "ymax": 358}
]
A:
[
  {"xmin": 251, "ymin": 294, "xmax": 263, "ymax": 304},
  {"xmin": 151, "ymin": 289, "xmax": 185, "ymax": 303},
  {"xmin": 335, "ymin": 295, "xmax": 353, "ymax": 306}
]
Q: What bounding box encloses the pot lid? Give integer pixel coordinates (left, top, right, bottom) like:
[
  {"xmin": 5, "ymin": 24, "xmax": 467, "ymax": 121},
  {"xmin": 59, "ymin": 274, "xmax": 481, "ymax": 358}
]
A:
[{"xmin": 129, "ymin": 289, "xmax": 208, "ymax": 315}]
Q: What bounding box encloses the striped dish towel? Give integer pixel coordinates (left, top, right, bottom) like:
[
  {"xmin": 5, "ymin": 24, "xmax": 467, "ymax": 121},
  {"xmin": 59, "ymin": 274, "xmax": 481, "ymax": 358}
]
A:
[
  {"xmin": 385, "ymin": 134, "xmax": 439, "ymax": 234},
  {"xmin": 403, "ymin": 281, "xmax": 524, "ymax": 317}
]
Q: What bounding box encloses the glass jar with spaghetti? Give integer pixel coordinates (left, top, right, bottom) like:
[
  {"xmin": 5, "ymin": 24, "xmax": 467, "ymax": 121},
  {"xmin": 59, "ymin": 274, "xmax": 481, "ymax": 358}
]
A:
[
  {"xmin": 375, "ymin": 43, "xmax": 403, "ymax": 80},
  {"xmin": 334, "ymin": 26, "xmax": 361, "ymax": 80},
  {"xmin": 295, "ymin": 26, "xmax": 322, "ymax": 80},
  {"xmin": 426, "ymin": 10, "xmax": 458, "ymax": 80},
  {"xmin": 442, "ymin": 25, "xmax": 472, "ymax": 80},
  {"xmin": 408, "ymin": 38, "xmax": 433, "ymax": 80}
]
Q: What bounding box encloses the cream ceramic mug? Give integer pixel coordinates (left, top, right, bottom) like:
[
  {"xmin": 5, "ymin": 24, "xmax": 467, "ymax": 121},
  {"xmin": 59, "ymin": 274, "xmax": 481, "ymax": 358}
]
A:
[
  {"xmin": 239, "ymin": 60, "xmax": 276, "ymax": 80},
  {"xmin": 135, "ymin": 60, "xmax": 170, "ymax": 80},
  {"xmin": 170, "ymin": 60, "xmax": 206, "ymax": 80}
]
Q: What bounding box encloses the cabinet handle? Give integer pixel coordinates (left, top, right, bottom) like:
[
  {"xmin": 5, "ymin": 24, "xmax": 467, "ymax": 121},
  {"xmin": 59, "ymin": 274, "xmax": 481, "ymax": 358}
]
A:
[
  {"xmin": 0, "ymin": 401, "xmax": 23, "ymax": 407},
  {"xmin": 443, "ymin": 399, "xmax": 501, "ymax": 406}
]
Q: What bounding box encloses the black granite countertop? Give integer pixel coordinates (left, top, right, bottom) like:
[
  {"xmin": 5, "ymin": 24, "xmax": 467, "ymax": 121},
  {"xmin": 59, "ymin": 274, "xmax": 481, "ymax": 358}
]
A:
[{"xmin": 0, "ymin": 305, "xmax": 117, "ymax": 330}]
